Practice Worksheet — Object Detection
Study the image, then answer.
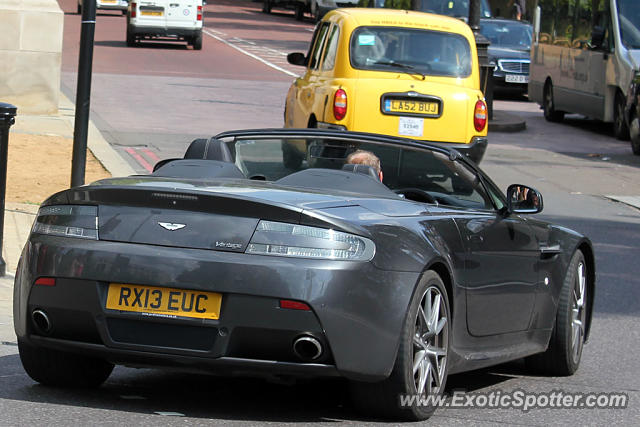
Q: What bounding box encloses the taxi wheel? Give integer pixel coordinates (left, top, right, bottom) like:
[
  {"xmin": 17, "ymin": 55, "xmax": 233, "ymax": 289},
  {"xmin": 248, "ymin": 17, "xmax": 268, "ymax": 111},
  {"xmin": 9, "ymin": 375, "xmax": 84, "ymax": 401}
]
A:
[
  {"xmin": 350, "ymin": 271, "xmax": 449, "ymax": 421},
  {"xmin": 18, "ymin": 340, "xmax": 114, "ymax": 388}
]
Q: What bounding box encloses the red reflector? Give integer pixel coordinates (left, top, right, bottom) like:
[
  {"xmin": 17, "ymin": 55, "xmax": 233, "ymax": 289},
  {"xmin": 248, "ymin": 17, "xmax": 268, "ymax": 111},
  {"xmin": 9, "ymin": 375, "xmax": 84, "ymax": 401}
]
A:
[
  {"xmin": 333, "ymin": 88, "xmax": 347, "ymax": 121},
  {"xmin": 131, "ymin": 3, "xmax": 136, "ymax": 18},
  {"xmin": 474, "ymin": 99, "xmax": 487, "ymax": 132},
  {"xmin": 35, "ymin": 277, "xmax": 56, "ymax": 286},
  {"xmin": 280, "ymin": 300, "xmax": 311, "ymax": 311},
  {"xmin": 197, "ymin": 5, "xmax": 202, "ymax": 21}
]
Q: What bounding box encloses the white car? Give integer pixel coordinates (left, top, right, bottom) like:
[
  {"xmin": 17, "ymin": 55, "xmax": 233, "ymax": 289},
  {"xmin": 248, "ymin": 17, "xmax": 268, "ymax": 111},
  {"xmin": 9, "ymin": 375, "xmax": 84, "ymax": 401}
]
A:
[
  {"xmin": 126, "ymin": 0, "xmax": 203, "ymax": 50},
  {"xmin": 78, "ymin": 0, "xmax": 129, "ymax": 15}
]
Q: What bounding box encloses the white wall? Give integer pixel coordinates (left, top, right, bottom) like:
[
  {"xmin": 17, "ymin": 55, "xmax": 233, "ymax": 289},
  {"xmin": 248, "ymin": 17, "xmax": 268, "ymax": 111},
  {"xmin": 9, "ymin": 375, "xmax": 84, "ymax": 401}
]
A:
[{"xmin": 0, "ymin": 0, "xmax": 63, "ymax": 114}]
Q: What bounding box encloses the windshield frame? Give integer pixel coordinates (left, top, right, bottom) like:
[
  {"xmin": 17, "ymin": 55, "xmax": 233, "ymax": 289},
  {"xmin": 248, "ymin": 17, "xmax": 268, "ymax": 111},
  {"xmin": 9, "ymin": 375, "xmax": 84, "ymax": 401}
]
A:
[{"xmin": 617, "ymin": 0, "xmax": 640, "ymax": 50}]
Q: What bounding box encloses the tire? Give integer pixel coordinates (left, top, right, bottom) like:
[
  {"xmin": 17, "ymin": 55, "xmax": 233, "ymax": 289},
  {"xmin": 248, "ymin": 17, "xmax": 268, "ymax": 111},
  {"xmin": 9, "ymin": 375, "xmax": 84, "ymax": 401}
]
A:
[
  {"xmin": 630, "ymin": 116, "xmax": 640, "ymax": 155},
  {"xmin": 350, "ymin": 271, "xmax": 450, "ymax": 421},
  {"xmin": 294, "ymin": 3, "xmax": 304, "ymax": 20},
  {"xmin": 192, "ymin": 31, "xmax": 203, "ymax": 50},
  {"xmin": 262, "ymin": 0, "xmax": 272, "ymax": 13},
  {"xmin": 77, "ymin": 3, "xmax": 82, "ymax": 14},
  {"xmin": 18, "ymin": 340, "xmax": 114, "ymax": 388},
  {"xmin": 525, "ymin": 250, "xmax": 588, "ymax": 376},
  {"xmin": 122, "ymin": 9, "xmax": 127, "ymax": 15},
  {"xmin": 543, "ymin": 82, "xmax": 564, "ymax": 123},
  {"xmin": 126, "ymin": 26, "xmax": 136, "ymax": 47},
  {"xmin": 613, "ymin": 91, "xmax": 630, "ymax": 140}
]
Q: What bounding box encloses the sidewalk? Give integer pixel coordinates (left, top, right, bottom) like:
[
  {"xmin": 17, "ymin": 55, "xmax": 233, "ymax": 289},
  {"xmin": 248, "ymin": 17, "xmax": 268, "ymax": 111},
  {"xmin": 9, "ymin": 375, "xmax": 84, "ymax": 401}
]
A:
[{"xmin": 0, "ymin": 92, "xmax": 134, "ymax": 344}]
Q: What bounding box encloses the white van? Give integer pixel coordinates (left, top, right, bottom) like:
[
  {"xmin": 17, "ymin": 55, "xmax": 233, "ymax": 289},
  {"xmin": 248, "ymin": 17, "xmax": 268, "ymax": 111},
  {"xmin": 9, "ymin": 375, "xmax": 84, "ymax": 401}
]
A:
[
  {"xmin": 127, "ymin": 0, "xmax": 204, "ymax": 50},
  {"xmin": 529, "ymin": 0, "xmax": 640, "ymax": 140}
]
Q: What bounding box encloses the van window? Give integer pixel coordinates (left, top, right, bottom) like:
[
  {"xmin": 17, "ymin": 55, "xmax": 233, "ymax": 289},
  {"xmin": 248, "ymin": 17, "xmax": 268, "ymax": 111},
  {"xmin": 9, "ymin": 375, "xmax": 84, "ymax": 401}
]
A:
[
  {"xmin": 349, "ymin": 27, "xmax": 472, "ymax": 78},
  {"xmin": 617, "ymin": 0, "xmax": 640, "ymax": 49}
]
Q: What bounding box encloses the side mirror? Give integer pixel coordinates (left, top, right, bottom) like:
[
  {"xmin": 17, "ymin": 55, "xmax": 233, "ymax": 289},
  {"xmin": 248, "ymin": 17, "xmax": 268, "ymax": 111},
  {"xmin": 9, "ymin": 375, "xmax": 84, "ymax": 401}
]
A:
[
  {"xmin": 287, "ymin": 52, "xmax": 307, "ymax": 67},
  {"xmin": 590, "ymin": 26, "xmax": 605, "ymax": 50},
  {"xmin": 506, "ymin": 184, "xmax": 543, "ymax": 214}
]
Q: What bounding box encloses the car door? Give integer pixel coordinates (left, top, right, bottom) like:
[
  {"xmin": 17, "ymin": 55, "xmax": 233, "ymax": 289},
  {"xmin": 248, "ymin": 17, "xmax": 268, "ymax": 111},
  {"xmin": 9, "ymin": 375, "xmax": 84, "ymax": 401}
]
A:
[
  {"xmin": 446, "ymin": 161, "xmax": 539, "ymax": 337},
  {"xmin": 288, "ymin": 22, "xmax": 331, "ymax": 128}
]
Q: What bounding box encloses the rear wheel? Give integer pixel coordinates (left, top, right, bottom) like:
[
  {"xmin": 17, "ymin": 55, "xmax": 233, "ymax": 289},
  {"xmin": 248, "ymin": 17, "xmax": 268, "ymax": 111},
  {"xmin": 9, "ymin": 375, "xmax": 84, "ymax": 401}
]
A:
[
  {"xmin": 77, "ymin": 3, "xmax": 82, "ymax": 14},
  {"xmin": 526, "ymin": 250, "xmax": 587, "ymax": 376},
  {"xmin": 262, "ymin": 0, "xmax": 272, "ymax": 13},
  {"xmin": 613, "ymin": 91, "xmax": 630, "ymax": 140},
  {"xmin": 192, "ymin": 31, "xmax": 203, "ymax": 50},
  {"xmin": 543, "ymin": 81, "xmax": 564, "ymax": 122},
  {"xmin": 350, "ymin": 271, "xmax": 450, "ymax": 421},
  {"xmin": 18, "ymin": 340, "xmax": 114, "ymax": 388}
]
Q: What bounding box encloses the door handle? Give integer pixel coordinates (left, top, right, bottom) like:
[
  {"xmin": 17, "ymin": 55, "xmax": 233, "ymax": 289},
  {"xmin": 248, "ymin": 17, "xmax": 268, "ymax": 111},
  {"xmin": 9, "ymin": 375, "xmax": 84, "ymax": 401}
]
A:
[{"xmin": 468, "ymin": 235, "xmax": 484, "ymax": 244}]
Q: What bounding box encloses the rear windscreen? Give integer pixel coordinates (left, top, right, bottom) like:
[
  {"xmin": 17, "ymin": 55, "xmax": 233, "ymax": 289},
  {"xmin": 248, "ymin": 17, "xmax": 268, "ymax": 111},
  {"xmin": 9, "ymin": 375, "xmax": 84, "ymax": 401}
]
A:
[{"xmin": 349, "ymin": 27, "xmax": 472, "ymax": 78}]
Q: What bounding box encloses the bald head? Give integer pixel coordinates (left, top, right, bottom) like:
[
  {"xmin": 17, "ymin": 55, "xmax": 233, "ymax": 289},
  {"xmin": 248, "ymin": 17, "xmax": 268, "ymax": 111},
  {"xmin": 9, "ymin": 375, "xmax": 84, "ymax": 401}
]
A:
[{"xmin": 346, "ymin": 150, "xmax": 383, "ymax": 181}]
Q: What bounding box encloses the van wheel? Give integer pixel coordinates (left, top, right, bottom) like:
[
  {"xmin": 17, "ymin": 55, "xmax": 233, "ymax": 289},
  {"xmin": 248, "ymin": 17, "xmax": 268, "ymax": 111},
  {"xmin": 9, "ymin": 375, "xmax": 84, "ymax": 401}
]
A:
[
  {"xmin": 126, "ymin": 28, "xmax": 136, "ymax": 47},
  {"xmin": 122, "ymin": 9, "xmax": 127, "ymax": 15},
  {"xmin": 294, "ymin": 3, "xmax": 304, "ymax": 20},
  {"xmin": 613, "ymin": 91, "xmax": 630, "ymax": 140},
  {"xmin": 630, "ymin": 116, "xmax": 640, "ymax": 155},
  {"xmin": 192, "ymin": 32, "xmax": 203, "ymax": 50},
  {"xmin": 262, "ymin": 0, "xmax": 271, "ymax": 13},
  {"xmin": 543, "ymin": 82, "xmax": 564, "ymax": 122}
]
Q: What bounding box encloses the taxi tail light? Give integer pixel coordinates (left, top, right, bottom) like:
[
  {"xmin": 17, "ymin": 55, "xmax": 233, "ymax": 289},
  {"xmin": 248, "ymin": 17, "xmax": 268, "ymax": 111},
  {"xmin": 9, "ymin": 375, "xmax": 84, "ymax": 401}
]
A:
[
  {"xmin": 131, "ymin": 2, "xmax": 136, "ymax": 18},
  {"xmin": 197, "ymin": 5, "xmax": 202, "ymax": 21},
  {"xmin": 333, "ymin": 89, "xmax": 347, "ymax": 121},
  {"xmin": 35, "ymin": 277, "xmax": 56, "ymax": 287},
  {"xmin": 280, "ymin": 300, "xmax": 311, "ymax": 311},
  {"xmin": 474, "ymin": 100, "xmax": 488, "ymax": 131}
]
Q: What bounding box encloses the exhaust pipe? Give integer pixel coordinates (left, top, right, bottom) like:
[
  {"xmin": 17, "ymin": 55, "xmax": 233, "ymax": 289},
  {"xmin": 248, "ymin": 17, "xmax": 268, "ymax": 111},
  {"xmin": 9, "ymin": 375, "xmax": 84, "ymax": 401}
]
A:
[
  {"xmin": 293, "ymin": 335, "xmax": 323, "ymax": 361},
  {"xmin": 32, "ymin": 310, "xmax": 51, "ymax": 334}
]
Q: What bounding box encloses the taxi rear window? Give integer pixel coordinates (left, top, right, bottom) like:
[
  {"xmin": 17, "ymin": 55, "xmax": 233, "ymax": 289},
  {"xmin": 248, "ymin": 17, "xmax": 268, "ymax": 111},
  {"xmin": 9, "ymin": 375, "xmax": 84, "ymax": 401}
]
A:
[{"xmin": 349, "ymin": 26, "xmax": 472, "ymax": 78}]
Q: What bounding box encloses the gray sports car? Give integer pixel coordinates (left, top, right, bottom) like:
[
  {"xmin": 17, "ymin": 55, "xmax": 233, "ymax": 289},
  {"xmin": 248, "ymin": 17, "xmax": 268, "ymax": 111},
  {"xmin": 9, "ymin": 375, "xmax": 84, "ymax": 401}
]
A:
[{"xmin": 14, "ymin": 129, "xmax": 594, "ymax": 421}]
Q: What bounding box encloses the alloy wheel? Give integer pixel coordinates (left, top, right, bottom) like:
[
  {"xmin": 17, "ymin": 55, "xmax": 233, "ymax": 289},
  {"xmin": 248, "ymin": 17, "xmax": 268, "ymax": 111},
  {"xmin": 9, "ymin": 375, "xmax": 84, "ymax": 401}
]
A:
[
  {"xmin": 571, "ymin": 261, "xmax": 587, "ymax": 363},
  {"xmin": 413, "ymin": 286, "xmax": 448, "ymax": 396}
]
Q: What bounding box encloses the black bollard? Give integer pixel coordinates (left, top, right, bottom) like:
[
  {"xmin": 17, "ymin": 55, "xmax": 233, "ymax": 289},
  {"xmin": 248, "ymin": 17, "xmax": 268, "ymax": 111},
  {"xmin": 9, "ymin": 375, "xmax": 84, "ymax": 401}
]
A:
[{"xmin": 0, "ymin": 103, "xmax": 17, "ymax": 277}]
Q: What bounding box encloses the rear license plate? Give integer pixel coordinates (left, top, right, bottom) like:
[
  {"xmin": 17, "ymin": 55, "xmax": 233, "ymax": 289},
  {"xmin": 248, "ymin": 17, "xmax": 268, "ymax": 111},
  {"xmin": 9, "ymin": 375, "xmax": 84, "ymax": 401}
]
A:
[
  {"xmin": 106, "ymin": 283, "xmax": 222, "ymax": 320},
  {"xmin": 141, "ymin": 10, "xmax": 163, "ymax": 16},
  {"xmin": 505, "ymin": 74, "xmax": 529, "ymax": 83},
  {"xmin": 384, "ymin": 99, "xmax": 439, "ymax": 115},
  {"xmin": 102, "ymin": 0, "xmax": 116, "ymax": 3}
]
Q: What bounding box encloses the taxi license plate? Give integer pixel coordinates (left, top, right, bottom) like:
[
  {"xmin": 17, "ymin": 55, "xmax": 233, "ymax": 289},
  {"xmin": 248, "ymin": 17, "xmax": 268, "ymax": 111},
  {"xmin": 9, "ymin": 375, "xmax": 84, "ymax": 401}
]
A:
[
  {"xmin": 385, "ymin": 100, "xmax": 439, "ymax": 115},
  {"xmin": 106, "ymin": 283, "xmax": 222, "ymax": 320},
  {"xmin": 505, "ymin": 74, "xmax": 529, "ymax": 83},
  {"xmin": 141, "ymin": 10, "xmax": 163, "ymax": 16}
]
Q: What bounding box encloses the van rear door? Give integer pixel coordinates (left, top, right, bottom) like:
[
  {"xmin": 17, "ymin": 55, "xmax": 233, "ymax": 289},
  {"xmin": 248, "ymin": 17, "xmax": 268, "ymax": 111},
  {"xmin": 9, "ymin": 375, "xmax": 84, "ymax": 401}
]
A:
[
  {"xmin": 166, "ymin": 0, "xmax": 198, "ymax": 29},
  {"xmin": 137, "ymin": 0, "xmax": 167, "ymax": 28}
]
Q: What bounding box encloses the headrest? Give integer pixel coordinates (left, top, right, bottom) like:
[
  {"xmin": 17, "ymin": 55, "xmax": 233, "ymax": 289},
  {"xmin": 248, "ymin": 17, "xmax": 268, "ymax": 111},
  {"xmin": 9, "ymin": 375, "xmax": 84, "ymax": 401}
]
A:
[
  {"xmin": 184, "ymin": 138, "xmax": 233, "ymax": 162},
  {"xmin": 342, "ymin": 163, "xmax": 380, "ymax": 181}
]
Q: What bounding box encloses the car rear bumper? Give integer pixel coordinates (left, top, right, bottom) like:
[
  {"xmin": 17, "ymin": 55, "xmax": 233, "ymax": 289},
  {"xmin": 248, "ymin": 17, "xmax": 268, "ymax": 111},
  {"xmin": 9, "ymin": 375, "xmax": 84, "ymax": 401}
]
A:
[
  {"xmin": 15, "ymin": 235, "xmax": 419, "ymax": 381},
  {"xmin": 129, "ymin": 25, "xmax": 201, "ymax": 38},
  {"xmin": 428, "ymin": 137, "xmax": 488, "ymax": 164}
]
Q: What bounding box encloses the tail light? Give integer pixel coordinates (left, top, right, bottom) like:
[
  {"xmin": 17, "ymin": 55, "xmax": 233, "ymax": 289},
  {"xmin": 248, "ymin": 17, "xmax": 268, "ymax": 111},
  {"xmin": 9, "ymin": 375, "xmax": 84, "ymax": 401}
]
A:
[
  {"xmin": 35, "ymin": 277, "xmax": 56, "ymax": 286},
  {"xmin": 131, "ymin": 2, "xmax": 136, "ymax": 18},
  {"xmin": 32, "ymin": 205, "xmax": 98, "ymax": 240},
  {"xmin": 197, "ymin": 5, "xmax": 202, "ymax": 21},
  {"xmin": 474, "ymin": 99, "xmax": 487, "ymax": 131},
  {"xmin": 333, "ymin": 89, "xmax": 347, "ymax": 121},
  {"xmin": 279, "ymin": 300, "xmax": 311, "ymax": 311}
]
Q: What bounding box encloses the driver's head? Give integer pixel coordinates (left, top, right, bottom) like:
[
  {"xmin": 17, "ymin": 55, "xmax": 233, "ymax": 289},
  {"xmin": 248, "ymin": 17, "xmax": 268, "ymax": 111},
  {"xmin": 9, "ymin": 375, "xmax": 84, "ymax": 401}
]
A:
[{"xmin": 346, "ymin": 150, "xmax": 383, "ymax": 182}]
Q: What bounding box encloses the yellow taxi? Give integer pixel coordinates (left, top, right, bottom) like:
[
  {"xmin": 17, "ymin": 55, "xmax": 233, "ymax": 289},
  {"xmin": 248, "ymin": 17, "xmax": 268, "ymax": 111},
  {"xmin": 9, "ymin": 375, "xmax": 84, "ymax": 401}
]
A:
[{"xmin": 284, "ymin": 8, "xmax": 488, "ymax": 164}]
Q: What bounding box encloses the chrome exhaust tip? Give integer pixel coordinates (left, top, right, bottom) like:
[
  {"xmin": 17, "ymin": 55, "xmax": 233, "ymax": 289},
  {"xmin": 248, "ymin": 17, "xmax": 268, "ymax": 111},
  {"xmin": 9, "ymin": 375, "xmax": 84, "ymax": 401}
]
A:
[
  {"xmin": 32, "ymin": 309, "xmax": 51, "ymax": 334},
  {"xmin": 293, "ymin": 335, "xmax": 323, "ymax": 361}
]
